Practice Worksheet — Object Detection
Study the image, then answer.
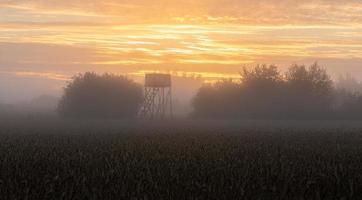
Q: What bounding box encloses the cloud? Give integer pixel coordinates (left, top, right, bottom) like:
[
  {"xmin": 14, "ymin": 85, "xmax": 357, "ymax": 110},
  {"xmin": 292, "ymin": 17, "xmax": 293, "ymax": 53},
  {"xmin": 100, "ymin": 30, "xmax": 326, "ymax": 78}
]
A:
[
  {"xmin": 1, "ymin": 0, "xmax": 362, "ymax": 103},
  {"xmin": 1, "ymin": 0, "xmax": 362, "ymax": 25},
  {"xmin": 1, "ymin": 1, "xmax": 362, "ymax": 78}
]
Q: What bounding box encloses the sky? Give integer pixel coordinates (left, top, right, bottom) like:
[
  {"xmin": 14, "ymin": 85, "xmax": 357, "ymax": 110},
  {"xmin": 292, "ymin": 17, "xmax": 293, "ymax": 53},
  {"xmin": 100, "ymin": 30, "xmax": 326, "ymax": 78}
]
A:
[{"xmin": 1, "ymin": 0, "xmax": 362, "ymax": 102}]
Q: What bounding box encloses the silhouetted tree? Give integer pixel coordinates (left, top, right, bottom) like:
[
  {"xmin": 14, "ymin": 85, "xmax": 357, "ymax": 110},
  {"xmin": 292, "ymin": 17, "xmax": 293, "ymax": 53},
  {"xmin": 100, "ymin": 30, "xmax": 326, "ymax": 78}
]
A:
[
  {"xmin": 239, "ymin": 65, "xmax": 285, "ymax": 118},
  {"xmin": 192, "ymin": 80, "xmax": 241, "ymax": 118},
  {"xmin": 334, "ymin": 75, "xmax": 362, "ymax": 119},
  {"xmin": 339, "ymin": 95, "xmax": 362, "ymax": 119},
  {"xmin": 241, "ymin": 65, "xmax": 281, "ymax": 84},
  {"xmin": 335, "ymin": 74, "xmax": 362, "ymax": 94},
  {"xmin": 58, "ymin": 72, "xmax": 143, "ymax": 118},
  {"xmin": 192, "ymin": 63, "xmax": 335, "ymax": 119},
  {"xmin": 284, "ymin": 63, "xmax": 333, "ymax": 118}
]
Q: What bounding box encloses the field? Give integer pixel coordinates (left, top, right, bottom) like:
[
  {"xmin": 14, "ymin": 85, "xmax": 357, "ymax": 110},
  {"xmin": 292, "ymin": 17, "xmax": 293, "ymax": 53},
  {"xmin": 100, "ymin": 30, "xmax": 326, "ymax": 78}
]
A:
[{"xmin": 1, "ymin": 118, "xmax": 362, "ymax": 199}]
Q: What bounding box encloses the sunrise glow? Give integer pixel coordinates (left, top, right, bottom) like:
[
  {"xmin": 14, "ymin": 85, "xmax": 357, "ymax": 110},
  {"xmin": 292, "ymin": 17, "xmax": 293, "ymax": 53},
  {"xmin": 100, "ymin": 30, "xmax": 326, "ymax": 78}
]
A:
[{"xmin": 1, "ymin": 1, "xmax": 361, "ymax": 80}]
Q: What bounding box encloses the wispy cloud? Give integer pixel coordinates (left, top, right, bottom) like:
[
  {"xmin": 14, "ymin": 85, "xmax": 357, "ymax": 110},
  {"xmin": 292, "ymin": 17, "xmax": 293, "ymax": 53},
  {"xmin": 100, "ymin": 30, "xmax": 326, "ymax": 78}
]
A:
[
  {"xmin": 0, "ymin": 0, "xmax": 362, "ymax": 77},
  {"xmin": 0, "ymin": 70, "xmax": 71, "ymax": 81},
  {"xmin": 1, "ymin": 0, "xmax": 362, "ymax": 25}
]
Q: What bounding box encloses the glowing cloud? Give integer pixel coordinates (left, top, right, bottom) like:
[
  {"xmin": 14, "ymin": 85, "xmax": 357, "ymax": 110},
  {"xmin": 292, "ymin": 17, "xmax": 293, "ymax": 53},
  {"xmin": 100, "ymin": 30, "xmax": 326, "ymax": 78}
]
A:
[{"xmin": 0, "ymin": 0, "xmax": 362, "ymax": 79}]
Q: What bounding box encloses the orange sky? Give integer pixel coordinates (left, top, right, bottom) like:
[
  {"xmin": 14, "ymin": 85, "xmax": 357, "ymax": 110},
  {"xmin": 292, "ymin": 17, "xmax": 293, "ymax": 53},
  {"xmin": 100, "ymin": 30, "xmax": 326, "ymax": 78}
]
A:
[{"xmin": 1, "ymin": 0, "xmax": 362, "ymax": 101}]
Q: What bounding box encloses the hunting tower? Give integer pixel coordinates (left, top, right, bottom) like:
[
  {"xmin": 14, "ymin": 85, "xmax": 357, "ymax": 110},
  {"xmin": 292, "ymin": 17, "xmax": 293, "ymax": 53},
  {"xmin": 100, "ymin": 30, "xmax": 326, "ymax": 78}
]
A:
[{"xmin": 140, "ymin": 73, "xmax": 173, "ymax": 118}]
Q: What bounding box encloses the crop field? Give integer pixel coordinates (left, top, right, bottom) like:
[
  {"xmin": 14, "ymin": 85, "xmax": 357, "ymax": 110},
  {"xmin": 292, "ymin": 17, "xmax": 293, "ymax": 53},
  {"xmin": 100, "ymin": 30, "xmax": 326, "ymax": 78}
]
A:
[{"xmin": 1, "ymin": 118, "xmax": 362, "ymax": 199}]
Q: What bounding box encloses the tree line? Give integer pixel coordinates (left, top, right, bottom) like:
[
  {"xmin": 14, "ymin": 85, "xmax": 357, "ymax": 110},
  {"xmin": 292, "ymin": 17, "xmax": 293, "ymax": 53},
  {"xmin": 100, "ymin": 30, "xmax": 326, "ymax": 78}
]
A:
[
  {"xmin": 193, "ymin": 63, "xmax": 362, "ymax": 119},
  {"xmin": 57, "ymin": 64, "xmax": 362, "ymax": 119}
]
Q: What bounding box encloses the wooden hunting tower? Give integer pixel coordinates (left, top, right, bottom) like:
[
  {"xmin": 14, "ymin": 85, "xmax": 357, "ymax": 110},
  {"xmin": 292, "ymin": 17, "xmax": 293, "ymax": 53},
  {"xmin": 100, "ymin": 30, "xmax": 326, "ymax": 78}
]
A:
[{"xmin": 140, "ymin": 73, "xmax": 173, "ymax": 118}]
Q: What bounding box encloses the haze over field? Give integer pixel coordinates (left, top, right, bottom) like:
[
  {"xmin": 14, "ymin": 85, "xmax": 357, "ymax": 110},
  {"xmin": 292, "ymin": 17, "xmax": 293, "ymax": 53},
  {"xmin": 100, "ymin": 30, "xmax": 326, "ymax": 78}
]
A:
[
  {"xmin": 1, "ymin": 0, "xmax": 362, "ymax": 103},
  {"xmin": 3, "ymin": 2, "xmax": 362, "ymax": 198}
]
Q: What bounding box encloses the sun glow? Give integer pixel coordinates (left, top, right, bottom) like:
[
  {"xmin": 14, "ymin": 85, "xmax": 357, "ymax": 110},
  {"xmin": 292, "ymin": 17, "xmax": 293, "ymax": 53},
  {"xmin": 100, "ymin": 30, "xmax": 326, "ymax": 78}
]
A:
[{"xmin": 1, "ymin": 0, "xmax": 362, "ymax": 82}]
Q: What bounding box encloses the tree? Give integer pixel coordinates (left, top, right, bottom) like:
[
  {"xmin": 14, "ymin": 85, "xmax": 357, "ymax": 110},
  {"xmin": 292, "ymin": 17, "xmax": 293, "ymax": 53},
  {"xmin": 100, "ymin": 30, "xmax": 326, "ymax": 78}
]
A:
[
  {"xmin": 58, "ymin": 72, "xmax": 143, "ymax": 118},
  {"xmin": 241, "ymin": 65, "xmax": 281, "ymax": 84},
  {"xmin": 192, "ymin": 65, "xmax": 284, "ymax": 119},
  {"xmin": 334, "ymin": 74, "xmax": 362, "ymax": 119},
  {"xmin": 192, "ymin": 80, "xmax": 241, "ymax": 118},
  {"xmin": 239, "ymin": 65, "xmax": 284, "ymax": 118},
  {"xmin": 192, "ymin": 63, "xmax": 335, "ymax": 119},
  {"xmin": 335, "ymin": 74, "xmax": 362, "ymax": 94},
  {"xmin": 284, "ymin": 63, "xmax": 333, "ymax": 118},
  {"xmin": 337, "ymin": 94, "xmax": 362, "ymax": 119}
]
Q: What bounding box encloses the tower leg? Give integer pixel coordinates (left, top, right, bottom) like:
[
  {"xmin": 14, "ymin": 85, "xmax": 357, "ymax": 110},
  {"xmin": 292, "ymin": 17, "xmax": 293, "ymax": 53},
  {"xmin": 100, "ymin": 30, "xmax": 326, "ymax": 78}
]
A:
[{"xmin": 140, "ymin": 86, "xmax": 173, "ymax": 119}]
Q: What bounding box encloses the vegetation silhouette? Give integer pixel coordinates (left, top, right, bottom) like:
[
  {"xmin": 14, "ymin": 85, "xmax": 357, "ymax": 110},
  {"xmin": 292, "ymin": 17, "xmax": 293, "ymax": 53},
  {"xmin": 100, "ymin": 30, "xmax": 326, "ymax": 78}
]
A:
[
  {"xmin": 58, "ymin": 72, "xmax": 143, "ymax": 118},
  {"xmin": 193, "ymin": 63, "xmax": 362, "ymax": 119}
]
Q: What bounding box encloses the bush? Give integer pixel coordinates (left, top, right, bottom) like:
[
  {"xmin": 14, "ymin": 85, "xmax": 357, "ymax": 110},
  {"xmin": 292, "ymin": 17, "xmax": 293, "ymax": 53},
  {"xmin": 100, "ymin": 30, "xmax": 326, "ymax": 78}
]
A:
[{"xmin": 58, "ymin": 72, "xmax": 143, "ymax": 118}]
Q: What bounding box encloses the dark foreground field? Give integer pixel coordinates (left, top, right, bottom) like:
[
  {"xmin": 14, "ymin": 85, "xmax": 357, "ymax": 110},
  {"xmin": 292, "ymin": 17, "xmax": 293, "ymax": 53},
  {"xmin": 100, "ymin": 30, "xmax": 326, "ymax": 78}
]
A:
[{"xmin": 1, "ymin": 118, "xmax": 362, "ymax": 199}]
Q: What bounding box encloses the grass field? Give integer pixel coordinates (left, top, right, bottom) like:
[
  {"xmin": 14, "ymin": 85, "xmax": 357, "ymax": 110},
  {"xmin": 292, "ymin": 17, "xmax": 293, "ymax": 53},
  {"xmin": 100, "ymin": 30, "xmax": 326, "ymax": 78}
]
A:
[{"xmin": 1, "ymin": 118, "xmax": 362, "ymax": 199}]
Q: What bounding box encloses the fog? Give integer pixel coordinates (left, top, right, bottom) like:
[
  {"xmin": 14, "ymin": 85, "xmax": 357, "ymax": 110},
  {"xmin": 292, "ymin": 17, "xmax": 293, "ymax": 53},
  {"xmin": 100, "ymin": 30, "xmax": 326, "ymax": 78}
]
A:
[
  {"xmin": 0, "ymin": 73, "xmax": 204, "ymax": 117},
  {"xmin": 1, "ymin": 65, "xmax": 362, "ymax": 118}
]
